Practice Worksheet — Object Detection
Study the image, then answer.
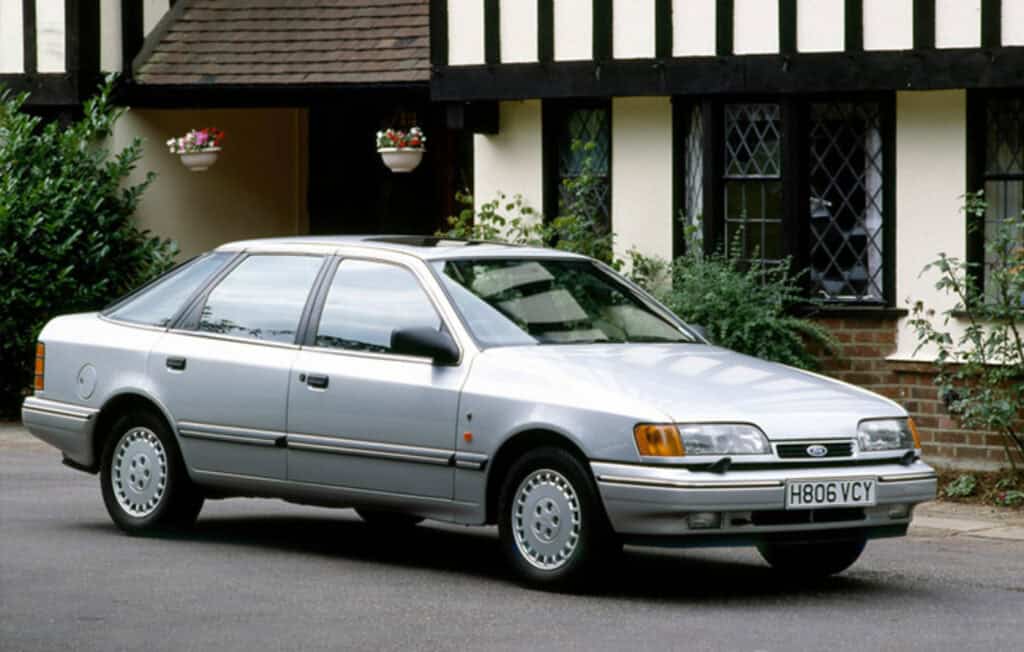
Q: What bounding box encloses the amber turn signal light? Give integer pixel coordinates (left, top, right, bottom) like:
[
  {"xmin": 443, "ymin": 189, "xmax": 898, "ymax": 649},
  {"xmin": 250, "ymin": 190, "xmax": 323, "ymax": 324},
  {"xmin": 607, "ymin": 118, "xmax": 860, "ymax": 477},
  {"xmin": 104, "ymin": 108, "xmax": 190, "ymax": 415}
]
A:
[
  {"xmin": 34, "ymin": 342, "xmax": 45, "ymax": 391},
  {"xmin": 634, "ymin": 424, "xmax": 685, "ymax": 457},
  {"xmin": 907, "ymin": 417, "xmax": 922, "ymax": 449}
]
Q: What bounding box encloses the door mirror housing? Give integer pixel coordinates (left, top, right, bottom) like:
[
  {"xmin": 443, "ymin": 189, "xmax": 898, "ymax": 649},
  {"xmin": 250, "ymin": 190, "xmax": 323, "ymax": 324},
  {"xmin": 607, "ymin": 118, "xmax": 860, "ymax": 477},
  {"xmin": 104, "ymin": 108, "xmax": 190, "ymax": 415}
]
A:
[{"xmin": 390, "ymin": 327, "xmax": 460, "ymax": 365}]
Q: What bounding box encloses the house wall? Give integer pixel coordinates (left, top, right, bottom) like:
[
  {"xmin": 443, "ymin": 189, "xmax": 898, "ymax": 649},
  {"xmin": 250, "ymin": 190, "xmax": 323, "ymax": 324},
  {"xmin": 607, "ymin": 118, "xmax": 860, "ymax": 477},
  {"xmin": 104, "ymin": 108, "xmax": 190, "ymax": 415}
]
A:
[
  {"xmin": 112, "ymin": 108, "xmax": 309, "ymax": 259},
  {"xmin": 473, "ymin": 100, "xmax": 545, "ymax": 227}
]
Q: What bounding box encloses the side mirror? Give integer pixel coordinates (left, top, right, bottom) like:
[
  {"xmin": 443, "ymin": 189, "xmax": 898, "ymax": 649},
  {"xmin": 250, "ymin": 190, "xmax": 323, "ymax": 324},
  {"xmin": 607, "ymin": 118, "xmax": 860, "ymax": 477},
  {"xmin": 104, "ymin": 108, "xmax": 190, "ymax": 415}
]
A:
[
  {"xmin": 688, "ymin": 324, "xmax": 710, "ymax": 342},
  {"xmin": 390, "ymin": 327, "xmax": 460, "ymax": 365}
]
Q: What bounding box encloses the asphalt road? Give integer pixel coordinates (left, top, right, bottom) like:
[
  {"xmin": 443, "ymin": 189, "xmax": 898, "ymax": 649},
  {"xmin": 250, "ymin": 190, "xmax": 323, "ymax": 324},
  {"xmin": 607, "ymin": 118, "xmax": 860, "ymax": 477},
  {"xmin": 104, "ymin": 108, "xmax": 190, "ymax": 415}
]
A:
[{"xmin": 2, "ymin": 443, "xmax": 1022, "ymax": 652}]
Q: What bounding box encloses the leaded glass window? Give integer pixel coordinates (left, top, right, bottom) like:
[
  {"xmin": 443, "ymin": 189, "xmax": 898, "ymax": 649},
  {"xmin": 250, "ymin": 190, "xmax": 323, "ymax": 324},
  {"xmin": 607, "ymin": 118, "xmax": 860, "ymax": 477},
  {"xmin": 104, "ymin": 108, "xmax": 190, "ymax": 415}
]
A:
[
  {"xmin": 556, "ymin": 106, "xmax": 611, "ymax": 227},
  {"xmin": 684, "ymin": 105, "xmax": 704, "ymax": 228},
  {"xmin": 723, "ymin": 103, "xmax": 784, "ymax": 267},
  {"xmin": 808, "ymin": 102, "xmax": 885, "ymax": 303},
  {"xmin": 983, "ymin": 97, "xmax": 1024, "ymax": 296}
]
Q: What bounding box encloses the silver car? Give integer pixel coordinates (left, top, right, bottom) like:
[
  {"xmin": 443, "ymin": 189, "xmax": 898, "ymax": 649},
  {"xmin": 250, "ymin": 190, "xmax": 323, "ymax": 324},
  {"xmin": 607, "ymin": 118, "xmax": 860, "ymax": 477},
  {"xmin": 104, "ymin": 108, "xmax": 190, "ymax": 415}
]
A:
[{"xmin": 23, "ymin": 236, "xmax": 936, "ymax": 588}]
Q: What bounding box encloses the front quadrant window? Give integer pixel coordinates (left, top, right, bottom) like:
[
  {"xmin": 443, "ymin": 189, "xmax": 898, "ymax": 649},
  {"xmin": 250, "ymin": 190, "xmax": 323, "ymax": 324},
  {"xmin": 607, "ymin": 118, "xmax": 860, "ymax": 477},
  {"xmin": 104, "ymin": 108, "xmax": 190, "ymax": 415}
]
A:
[
  {"xmin": 982, "ymin": 97, "xmax": 1024, "ymax": 296},
  {"xmin": 315, "ymin": 260, "xmax": 441, "ymax": 354},
  {"xmin": 433, "ymin": 258, "xmax": 696, "ymax": 347},
  {"xmin": 549, "ymin": 103, "xmax": 612, "ymax": 227},
  {"xmin": 723, "ymin": 103, "xmax": 784, "ymax": 268},
  {"xmin": 808, "ymin": 101, "xmax": 885, "ymax": 303},
  {"xmin": 197, "ymin": 255, "xmax": 323, "ymax": 343}
]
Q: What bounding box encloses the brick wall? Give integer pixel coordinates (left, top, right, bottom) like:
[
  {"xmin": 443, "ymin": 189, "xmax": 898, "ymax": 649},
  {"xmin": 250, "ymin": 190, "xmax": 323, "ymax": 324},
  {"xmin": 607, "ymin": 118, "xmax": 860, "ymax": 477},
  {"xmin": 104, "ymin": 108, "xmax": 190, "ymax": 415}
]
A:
[{"xmin": 811, "ymin": 317, "xmax": 1021, "ymax": 471}]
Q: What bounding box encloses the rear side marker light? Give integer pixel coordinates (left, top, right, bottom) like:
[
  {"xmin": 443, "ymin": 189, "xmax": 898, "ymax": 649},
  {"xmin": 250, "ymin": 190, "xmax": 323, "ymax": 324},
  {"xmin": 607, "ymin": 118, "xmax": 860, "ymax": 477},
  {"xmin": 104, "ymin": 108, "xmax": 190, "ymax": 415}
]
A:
[{"xmin": 34, "ymin": 342, "xmax": 45, "ymax": 391}]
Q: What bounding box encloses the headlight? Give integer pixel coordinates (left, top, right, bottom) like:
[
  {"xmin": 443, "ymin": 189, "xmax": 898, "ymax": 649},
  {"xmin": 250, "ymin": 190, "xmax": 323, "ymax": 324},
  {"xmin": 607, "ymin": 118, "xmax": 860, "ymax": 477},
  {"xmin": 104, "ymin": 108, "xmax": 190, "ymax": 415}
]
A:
[
  {"xmin": 857, "ymin": 418, "xmax": 921, "ymax": 451},
  {"xmin": 635, "ymin": 423, "xmax": 770, "ymax": 457}
]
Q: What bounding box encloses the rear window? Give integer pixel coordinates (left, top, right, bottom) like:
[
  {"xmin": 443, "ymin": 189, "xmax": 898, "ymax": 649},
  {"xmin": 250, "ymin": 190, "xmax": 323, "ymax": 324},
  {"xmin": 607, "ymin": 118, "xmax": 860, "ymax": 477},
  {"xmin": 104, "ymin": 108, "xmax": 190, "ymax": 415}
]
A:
[{"xmin": 106, "ymin": 252, "xmax": 232, "ymax": 327}]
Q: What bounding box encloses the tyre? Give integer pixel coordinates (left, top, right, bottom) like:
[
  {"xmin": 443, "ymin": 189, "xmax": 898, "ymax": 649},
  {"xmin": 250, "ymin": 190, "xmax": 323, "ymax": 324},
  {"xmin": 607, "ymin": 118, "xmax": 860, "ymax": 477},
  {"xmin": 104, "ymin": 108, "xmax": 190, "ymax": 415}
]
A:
[
  {"xmin": 497, "ymin": 446, "xmax": 616, "ymax": 590},
  {"xmin": 100, "ymin": 409, "xmax": 204, "ymax": 534},
  {"xmin": 355, "ymin": 508, "xmax": 424, "ymax": 528},
  {"xmin": 757, "ymin": 537, "xmax": 867, "ymax": 578}
]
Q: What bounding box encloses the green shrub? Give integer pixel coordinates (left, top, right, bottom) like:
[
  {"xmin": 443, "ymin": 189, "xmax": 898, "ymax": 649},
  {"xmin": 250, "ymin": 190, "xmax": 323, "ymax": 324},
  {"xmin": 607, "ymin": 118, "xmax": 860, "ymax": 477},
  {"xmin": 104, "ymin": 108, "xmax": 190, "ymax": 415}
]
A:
[
  {"xmin": 644, "ymin": 232, "xmax": 836, "ymax": 371},
  {"xmin": 909, "ymin": 191, "xmax": 1024, "ymax": 472},
  {"xmin": 0, "ymin": 76, "xmax": 175, "ymax": 417},
  {"xmin": 944, "ymin": 474, "xmax": 978, "ymax": 498}
]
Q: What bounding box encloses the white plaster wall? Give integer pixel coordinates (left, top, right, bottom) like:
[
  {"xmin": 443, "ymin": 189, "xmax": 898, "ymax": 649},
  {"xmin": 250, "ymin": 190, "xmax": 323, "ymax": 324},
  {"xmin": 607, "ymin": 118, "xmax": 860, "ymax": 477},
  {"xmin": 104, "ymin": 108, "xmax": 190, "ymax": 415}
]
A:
[
  {"xmin": 112, "ymin": 108, "xmax": 309, "ymax": 259},
  {"xmin": 99, "ymin": 0, "xmax": 122, "ymax": 72},
  {"xmin": 0, "ymin": 1, "xmax": 24, "ymax": 73},
  {"xmin": 1003, "ymin": 0, "xmax": 1024, "ymax": 46},
  {"xmin": 734, "ymin": 0, "xmax": 778, "ymax": 54},
  {"xmin": 473, "ymin": 101, "xmax": 545, "ymax": 228},
  {"xmin": 797, "ymin": 0, "xmax": 844, "ymax": 53},
  {"xmin": 500, "ymin": 0, "xmax": 537, "ymax": 63},
  {"xmin": 893, "ymin": 91, "xmax": 968, "ymax": 361},
  {"xmin": 143, "ymin": 0, "xmax": 169, "ymax": 36},
  {"xmin": 863, "ymin": 0, "xmax": 913, "ymax": 51},
  {"xmin": 935, "ymin": 0, "xmax": 981, "ymax": 48},
  {"xmin": 614, "ymin": 0, "xmax": 655, "ymax": 59},
  {"xmin": 35, "ymin": 0, "xmax": 65, "ymax": 73},
  {"xmin": 448, "ymin": 0, "xmax": 485, "ymax": 65},
  {"xmin": 554, "ymin": 0, "xmax": 593, "ymax": 61},
  {"xmin": 611, "ymin": 97, "xmax": 673, "ymax": 263},
  {"xmin": 673, "ymin": 0, "xmax": 716, "ymax": 56}
]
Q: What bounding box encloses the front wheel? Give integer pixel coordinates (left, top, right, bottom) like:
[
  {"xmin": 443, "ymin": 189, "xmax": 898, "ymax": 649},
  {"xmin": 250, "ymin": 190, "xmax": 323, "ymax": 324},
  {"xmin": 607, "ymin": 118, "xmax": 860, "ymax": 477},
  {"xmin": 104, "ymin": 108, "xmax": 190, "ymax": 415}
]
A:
[
  {"xmin": 497, "ymin": 447, "xmax": 617, "ymax": 590},
  {"xmin": 100, "ymin": 409, "xmax": 204, "ymax": 534},
  {"xmin": 757, "ymin": 537, "xmax": 867, "ymax": 578}
]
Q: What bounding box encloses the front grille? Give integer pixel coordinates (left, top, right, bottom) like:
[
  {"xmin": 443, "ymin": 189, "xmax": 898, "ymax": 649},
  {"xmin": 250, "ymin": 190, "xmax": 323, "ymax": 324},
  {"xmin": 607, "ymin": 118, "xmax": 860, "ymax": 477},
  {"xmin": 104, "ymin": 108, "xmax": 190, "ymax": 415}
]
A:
[
  {"xmin": 750, "ymin": 508, "xmax": 865, "ymax": 526},
  {"xmin": 776, "ymin": 441, "xmax": 854, "ymax": 459}
]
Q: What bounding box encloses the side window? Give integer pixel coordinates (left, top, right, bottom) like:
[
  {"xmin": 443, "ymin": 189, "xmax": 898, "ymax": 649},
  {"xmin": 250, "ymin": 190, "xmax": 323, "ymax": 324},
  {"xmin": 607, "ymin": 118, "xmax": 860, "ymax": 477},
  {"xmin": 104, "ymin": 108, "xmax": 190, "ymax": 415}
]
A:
[
  {"xmin": 315, "ymin": 259, "xmax": 441, "ymax": 354},
  {"xmin": 108, "ymin": 252, "xmax": 231, "ymax": 327},
  {"xmin": 198, "ymin": 255, "xmax": 323, "ymax": 343}
]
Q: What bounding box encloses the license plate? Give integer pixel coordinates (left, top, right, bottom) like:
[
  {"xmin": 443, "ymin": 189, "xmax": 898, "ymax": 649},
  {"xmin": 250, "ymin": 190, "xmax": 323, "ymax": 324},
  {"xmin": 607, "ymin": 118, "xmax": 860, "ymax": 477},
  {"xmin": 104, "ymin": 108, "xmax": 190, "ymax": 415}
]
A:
[{"xmin": 785, "ymin": 478, "xmax": 877, "ymax": 510}]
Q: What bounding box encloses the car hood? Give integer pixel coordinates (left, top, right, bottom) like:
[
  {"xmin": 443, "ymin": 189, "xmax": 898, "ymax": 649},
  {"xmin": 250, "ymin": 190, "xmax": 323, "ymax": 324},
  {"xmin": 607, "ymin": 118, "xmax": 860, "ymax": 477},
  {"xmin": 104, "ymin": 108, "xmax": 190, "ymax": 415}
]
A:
[{"xmin": 474, "ymin": 344, "xmax": 904, "ymax": 440}]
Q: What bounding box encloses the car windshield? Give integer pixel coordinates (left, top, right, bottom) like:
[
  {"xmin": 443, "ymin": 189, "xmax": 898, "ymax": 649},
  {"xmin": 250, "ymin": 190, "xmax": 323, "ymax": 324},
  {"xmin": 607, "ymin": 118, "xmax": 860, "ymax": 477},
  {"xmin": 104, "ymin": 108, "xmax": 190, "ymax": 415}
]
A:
[{"xmin": 432, "ymin": 258, "xmax": 697, "ymax": 347}]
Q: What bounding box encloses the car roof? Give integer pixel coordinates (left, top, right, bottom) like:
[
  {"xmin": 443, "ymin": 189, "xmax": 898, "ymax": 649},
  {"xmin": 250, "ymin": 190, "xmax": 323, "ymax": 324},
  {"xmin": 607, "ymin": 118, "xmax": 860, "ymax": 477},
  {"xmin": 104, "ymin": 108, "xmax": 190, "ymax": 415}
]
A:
[{"xmin": 214, "ymin": 235, "xmax": 590, "ymax": 261}]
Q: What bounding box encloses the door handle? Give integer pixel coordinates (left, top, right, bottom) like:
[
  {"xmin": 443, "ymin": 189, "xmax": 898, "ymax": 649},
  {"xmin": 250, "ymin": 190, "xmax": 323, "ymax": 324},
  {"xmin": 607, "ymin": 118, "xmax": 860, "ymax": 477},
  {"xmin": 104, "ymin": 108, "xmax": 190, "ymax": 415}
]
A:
[
  {"xmin": 306, "ymin": 374, "xmax": 329, "ymax": 389},
  {"xmin": 166, "ymin": 356, "xmax": 187, "ymax": 371}
]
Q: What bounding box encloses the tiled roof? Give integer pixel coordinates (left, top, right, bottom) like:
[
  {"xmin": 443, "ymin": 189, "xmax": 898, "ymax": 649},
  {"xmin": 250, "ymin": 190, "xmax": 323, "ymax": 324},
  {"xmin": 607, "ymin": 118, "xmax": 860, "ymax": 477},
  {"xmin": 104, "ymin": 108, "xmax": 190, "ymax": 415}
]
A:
[{"xmin": 135, "ymin": 0, "xmax": 430, "ymax": 85}]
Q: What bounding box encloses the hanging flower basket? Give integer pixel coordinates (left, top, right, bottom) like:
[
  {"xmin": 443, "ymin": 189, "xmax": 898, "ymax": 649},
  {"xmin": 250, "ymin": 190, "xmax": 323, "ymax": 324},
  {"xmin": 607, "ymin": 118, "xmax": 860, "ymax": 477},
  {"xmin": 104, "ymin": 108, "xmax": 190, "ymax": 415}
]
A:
[
  {"xmin": 376, "ymin": 127, "xmax": 426, "ymax": 173},
  {"xmin": 167, "ymin": 128, "xmax": 225, "ymax": 172}
]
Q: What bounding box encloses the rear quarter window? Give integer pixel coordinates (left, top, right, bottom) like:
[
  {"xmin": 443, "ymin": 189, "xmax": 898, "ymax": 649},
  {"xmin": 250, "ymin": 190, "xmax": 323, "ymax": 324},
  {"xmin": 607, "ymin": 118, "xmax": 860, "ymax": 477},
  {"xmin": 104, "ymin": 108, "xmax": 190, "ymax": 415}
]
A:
[{"xmin": 106, "ymin": 252, "xmax": 232, "ymax": 327}]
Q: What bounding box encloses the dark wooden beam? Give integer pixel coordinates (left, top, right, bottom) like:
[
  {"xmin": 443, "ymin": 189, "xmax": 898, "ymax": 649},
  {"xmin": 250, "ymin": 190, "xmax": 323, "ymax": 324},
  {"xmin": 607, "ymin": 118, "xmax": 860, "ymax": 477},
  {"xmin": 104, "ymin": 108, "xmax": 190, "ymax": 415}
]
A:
[
  {"xmin": 981, "ymin": 0, "xmax": 1001, "ymax": 48},
  {"xmin": 22, "ymin": 0, "xmax": 37, "ymax": 74},
  {"xmin": 430, "ymin": 0, "xmax": 448, "ymax": 67},
  {"xmin": 716, "ymin": 0, "xmax": 734, "ymax": 56},
  {"xmin": 538, "ymin": 0, "xmax": 554, "ymax": 63},
  {"xmin": 656, "ymin": 0, "xmax": 673, "ymax": 59},
  {"xmin": 484, "ymin": 0, "xmax": 500, "ymax": 64},
  {"xmin": 432, "ymin": 48, "xmax": 1024, "ymax": 101},
  {"xmin": 779, "ymin": 0, "xmax": 797, "ymax": 54},
  {"xmin": 913, "ymin": 0, "xmax": 935, "ymax": 50},
  {"xmin": 120, "ymin": 0, "xmax": 143, "ymax": 74},
  {"xmin": 593, "ymin": 0, "xmax": 613, "ymax": 61},
  {"xmin": 845, "ymin": 0, "xmax": 863, "ymax": 52}
]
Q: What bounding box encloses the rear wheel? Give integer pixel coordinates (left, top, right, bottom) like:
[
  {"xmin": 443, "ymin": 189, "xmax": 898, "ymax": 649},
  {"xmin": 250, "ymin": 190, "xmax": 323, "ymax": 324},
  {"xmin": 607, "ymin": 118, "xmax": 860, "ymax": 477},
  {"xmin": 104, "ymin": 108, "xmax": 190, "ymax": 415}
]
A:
[
  {"xmin": 100, "ymin": 409, "xmax": 203, "ymax": 534},
  {"xmin": 497, "ymin": 447, "xmax": 616, "ymax": 590},
  {"xmin": 355, "ymin": 508, "xmax": 424, "ymax": 528},
  {"xmin": 757, "ymin": 537, "xmax": 867, "ymax": 578}
]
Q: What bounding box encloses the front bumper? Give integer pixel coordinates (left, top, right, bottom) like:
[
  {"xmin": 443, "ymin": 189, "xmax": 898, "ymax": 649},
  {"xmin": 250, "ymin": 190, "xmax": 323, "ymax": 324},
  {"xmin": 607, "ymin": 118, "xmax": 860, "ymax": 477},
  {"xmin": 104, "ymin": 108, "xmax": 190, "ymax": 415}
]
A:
[
  {"xmin": 21, "ymin": 397, "xmax": 99, "ymax": 469},
  {"xmin": 592, "ymin": 460, "xmax": 937, "ymax": 542}
]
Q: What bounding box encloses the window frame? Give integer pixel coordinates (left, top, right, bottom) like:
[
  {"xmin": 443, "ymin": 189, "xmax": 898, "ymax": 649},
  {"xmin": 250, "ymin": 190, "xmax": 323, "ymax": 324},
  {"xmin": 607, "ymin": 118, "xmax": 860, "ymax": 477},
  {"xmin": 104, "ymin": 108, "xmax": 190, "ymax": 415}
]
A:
[
  {"xmin": 542, "ymin": 99, "xmax": 613, "ymax": 229},
  {"xmin": 301, "ymin": 255, "xmax": 463, "ymax": 364},
  {"xmin": 171, "ymin": 252, "xmax": 331, "ymax": 347},
  {"xmin": 966, "ymin": 89, "xmax": 1024, "ymax": 298},
  {"xmin": 675, "ymin": 93, "xmax": 896, "ymax": 307}
]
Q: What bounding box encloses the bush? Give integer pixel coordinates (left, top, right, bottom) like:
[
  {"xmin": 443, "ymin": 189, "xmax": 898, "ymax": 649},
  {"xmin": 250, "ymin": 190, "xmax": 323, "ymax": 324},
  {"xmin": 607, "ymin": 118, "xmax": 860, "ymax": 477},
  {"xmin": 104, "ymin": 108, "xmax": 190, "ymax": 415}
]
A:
[
  {"xmin": 944, "ymin": 474, "xmax": 978, "ymax": 498},
  {"xmin": 0, "ymin": 76, "xmax": 176, "ymax": 417},
  {"xmin": 909, "ymin": 191, "xmax": 1024, "ymax": 472},
  {"xmin": 646, "ymin": 230, "xmax": 836, "ymax": 371}
]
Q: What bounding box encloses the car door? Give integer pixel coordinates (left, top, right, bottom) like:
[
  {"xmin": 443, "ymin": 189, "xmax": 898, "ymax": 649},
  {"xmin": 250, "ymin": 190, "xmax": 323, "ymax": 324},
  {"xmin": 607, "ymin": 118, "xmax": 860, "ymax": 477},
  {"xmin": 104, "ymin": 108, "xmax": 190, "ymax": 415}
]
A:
[
  {"xmin": 286, "ymin": 257, "xmax": 466, "ymax": 499},
  {"xmin": 150, "ymin": 253, "xmax": 327, "ymax": 481}
]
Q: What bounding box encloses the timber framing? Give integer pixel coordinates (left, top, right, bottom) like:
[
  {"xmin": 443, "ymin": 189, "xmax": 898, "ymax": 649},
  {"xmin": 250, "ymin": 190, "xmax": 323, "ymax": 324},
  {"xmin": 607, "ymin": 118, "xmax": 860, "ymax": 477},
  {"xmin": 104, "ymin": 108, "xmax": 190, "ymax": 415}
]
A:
[{"xmin": 432, "ymin": 48, "xmax": 1024, "ymax": 102}]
